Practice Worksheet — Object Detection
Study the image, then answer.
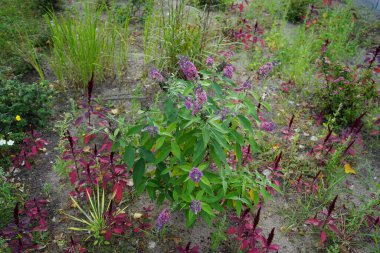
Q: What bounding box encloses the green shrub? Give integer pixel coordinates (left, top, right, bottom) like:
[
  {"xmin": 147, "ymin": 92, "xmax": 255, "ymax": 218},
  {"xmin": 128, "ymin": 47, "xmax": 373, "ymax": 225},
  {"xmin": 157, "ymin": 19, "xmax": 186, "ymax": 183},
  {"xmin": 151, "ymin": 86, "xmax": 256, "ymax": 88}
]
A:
[
  {"xmin": 111, "ymin": 61, "xmax": 278, "ymax": 226},
  {"xmin": 0, "ymin": 79, "xmax": 54, "ymax": 168},
  {"xmin": 314, "ymin": 58, "xmax": 377, "ymax": 127},
  {"xmin": 0, "ymin": 169, "xmax": 23, "ymax": 229},
  {"xmin": 286, "ymin": 0, "xmax": 315, "ymax": 23}
]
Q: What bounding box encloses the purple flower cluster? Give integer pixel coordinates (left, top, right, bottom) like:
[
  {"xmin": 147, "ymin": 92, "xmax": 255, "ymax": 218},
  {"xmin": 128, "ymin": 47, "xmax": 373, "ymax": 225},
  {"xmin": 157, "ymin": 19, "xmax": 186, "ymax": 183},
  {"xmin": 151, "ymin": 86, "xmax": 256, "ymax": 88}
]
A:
[
  {"xmin": 190, "ymin": 200, "xmax": 202, "ymax": 214},
  {"xmin": 179, "ymin": 56, "xmax": 199, "ymax": 81},
  {"xmin": 257, "ymin": 62, "xmax": 274, "ymax": 78},
  {"xmin": 223, "ymin": 64, "xmax": 234, "ymax": 79},
  {"xmin": 242, "ymin": 80, "xmax": 252, "ymax": 90},
  {"xmin": 184, "ymin": 87, "xmax": 208, "ymax": 115},
  {"xmin": 189, "ymin": 167, "xmax": 203, "ymax": 183},
  {"xmin": 149, "ymin": 68, "xmax": 164, "ymax": 82},
  {"xmin": 156, "ymin": 208, "xmax": 171, "ymax": 230},
  {"xmin": 184, "ymin": 96, "xmax": 193, "ymax": 109},
  {"xmin": 216, "ymin": 107, "xmax": 230, "ymax": 120},
  {"xmin": 260, "ymin": 121, "xmax": 276, "ymax": 132},
  {"xmin": 143, "ymin": 126, "xmax": 159, "ymax": 136},
  {"xmin": 205, "ymin": 56, "xmax": 214, "ymax": 67}
]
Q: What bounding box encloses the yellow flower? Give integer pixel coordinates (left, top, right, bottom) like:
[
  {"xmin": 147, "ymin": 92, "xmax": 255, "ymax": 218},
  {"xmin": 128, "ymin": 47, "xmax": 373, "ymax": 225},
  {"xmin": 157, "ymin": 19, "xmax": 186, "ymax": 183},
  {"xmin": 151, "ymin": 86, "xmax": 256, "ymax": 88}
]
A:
[
  {"xmin": 344, "ymin": 163, "xmax": 356, "ymax": 174},
  {"xmin": 15, "ymin": 115, "xmax": 21, "ymax": 121}
]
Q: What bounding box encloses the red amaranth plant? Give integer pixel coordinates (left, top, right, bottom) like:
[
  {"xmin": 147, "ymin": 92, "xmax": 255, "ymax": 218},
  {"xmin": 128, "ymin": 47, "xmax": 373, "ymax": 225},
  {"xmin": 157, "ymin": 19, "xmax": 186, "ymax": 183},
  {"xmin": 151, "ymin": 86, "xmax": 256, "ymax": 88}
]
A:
[
  {"xmin": 176, "ymin": 242, "xmax": 200, "ymax": 253},
  {"xmin": 0, "ymin": 200, "xmax": 48, "ymax": 252},
  {"xmin": 305, "ymin": 195, "xmax": 340, "ymax": 246},
  {"xmin": 291, "ymin": 171, "xmax": 321, "ymax": 196},
  {"xmin": 12, "ymin": 129, "xmax": 48, "ymax": 171},
  {"xmin": 281, "ymin": 115, "xmax": 295, "ymax": 141},
  {"xmin": 227, "ymin": 208, "xmax": 279, "ymax": 252},
  {"xmin": 229, "ymin": 1, "xmax": 265, "ymax": 50},
  {"xmin": 64, "ymin": 236, "xmax": 87, "ymax": 253}
]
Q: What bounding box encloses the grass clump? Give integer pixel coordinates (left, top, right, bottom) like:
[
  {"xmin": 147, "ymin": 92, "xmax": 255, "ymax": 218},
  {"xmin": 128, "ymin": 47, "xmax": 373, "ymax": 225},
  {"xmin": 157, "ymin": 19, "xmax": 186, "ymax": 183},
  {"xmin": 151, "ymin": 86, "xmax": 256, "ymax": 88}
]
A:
[{"xmin": 47, "ymin": 2, "xmax": 130, "ymax": 91}]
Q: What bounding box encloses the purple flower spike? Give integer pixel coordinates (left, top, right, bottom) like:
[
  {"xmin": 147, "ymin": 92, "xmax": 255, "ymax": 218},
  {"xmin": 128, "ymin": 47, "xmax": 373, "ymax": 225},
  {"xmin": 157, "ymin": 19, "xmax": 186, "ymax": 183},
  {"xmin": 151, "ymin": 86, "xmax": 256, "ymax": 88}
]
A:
[
  {"xmin": 195, "ymin": 87, "xmax": 207, "ymax": 104},
  {"xmin": 179, "ymin": 56, "xmax": 199, "ymax": 81},
  {"xmin": 205, "ymin": 56, "xmax": 214, "ymax": 67},
  {"xmin": 223, "ymin": 64, "xmax": 234, "ymax": 79},
  {"xmin": 143, "ymin": 126, "xmax": 159, "ymax": 136},
  {"xmin": 189, "ymin": 167, "xmax": 203, "ymax": 183},
  {"xmin": 149, "ymin": 68, "xmax": 164, "ymax": 82},
  {"xmin": 190, "ymin": 200, "xmax": 202, "ymax": 214},
  {"xmin": 184, "ymin": 96, "xmax": 193, "ymax": 110},
  {"xmin": 156, "ymin": 208, "xmax": 171, "ymax": 230}
]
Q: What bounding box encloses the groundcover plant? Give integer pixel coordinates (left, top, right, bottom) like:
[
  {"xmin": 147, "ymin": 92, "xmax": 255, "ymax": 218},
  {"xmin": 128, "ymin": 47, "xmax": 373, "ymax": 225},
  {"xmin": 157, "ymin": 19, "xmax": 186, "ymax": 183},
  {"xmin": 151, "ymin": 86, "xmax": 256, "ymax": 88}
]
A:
[{"xmin": 0, "ymin": 0, "xmax": 379, "ymax": 252}]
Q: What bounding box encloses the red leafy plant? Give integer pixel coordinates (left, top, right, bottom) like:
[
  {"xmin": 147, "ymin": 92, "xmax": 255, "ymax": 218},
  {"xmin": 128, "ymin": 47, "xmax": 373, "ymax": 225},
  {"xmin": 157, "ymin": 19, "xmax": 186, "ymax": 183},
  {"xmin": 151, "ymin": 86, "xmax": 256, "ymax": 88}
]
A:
[
  {"xmin": 281, "ymin": 115, "xmax": 295, "ymax": 141},
  {"xmin": 227, "ymin": 208, "xmax": 279, "ymax": 252},
  {"xmin": 176, "ymin": 242, "xmax": 200, "ymax": 253},
  {"xmin": 305, "ymin": 195, "xmax": 340, "ymax": 246},
  {"xmin": 308, "ymin": 113, "xmax": 365, "ymax": 166},
  {"xmin": 291, "ymin": 171, "xmax": 322, "ymax": 196},
  {"xmin": 0, "ymin": 200, "xmax": 48, "ymax": 252},
  {"xmin": 11, "ymin": 129, "xmax": 48, "ymax": 171},
  {"xmin": 229, "ymin": 1, "xmax": 265, "ymax": 50},
  {"xmin": 64, "ymin": 236, "xmax": 87, "ymax": 253}
]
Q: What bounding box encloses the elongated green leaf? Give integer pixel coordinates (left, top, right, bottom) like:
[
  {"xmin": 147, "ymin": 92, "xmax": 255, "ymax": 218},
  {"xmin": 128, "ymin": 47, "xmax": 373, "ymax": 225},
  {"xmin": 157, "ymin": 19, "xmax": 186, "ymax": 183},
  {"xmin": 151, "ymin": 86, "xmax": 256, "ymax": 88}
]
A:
[
  {"xmin": 202, "ymin": 203, "xmax": 215, "ymax": 217},
  {"xmin": 171, "ymin": 141, "xmax": 181, "ymax": 160},
  {"xmin": 193, "ymin": 139, "xmax": 206, "ymax": 165},
  {"xmin": 202, "ymin": 126, "xmax": 210, "ymax": 149},
  {"xmin": 124, "ymin": 145, "xmax": 135, "ymax": 169},
  {"xmin": 155, "ymin": 136, "xmax": 166, "ymax": 150},
  {"xmin": 237, "ymin": 115, "xmax": 253, "ymax": 134},
  {"xmin": 133, "ymin": 158, "xmax": 145, "ymax": 187},
  {"xmin": 155, "ymin": 145, "xmax": 171, "ymax": 164},
  {"xmin": 127, "ymin": 125, "xmax": 143, "ymax": 135},
  {"xmin": 186, "ymin": 209, "xmax": 196, "ymax": 227}
]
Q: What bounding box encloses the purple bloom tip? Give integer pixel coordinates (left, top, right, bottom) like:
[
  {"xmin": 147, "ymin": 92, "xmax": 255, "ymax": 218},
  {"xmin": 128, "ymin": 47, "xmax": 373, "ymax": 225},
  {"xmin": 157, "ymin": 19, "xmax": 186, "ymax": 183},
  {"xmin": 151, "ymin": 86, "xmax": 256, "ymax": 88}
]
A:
[{"xmin": 189, "ymin": 167, "xmax": 203, "ymax": 183}]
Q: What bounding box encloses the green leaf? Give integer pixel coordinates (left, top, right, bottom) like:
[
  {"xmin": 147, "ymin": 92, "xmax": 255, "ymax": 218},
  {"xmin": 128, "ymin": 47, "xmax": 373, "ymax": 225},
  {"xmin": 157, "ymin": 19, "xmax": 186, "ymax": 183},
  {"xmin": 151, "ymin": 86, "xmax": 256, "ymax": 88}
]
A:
[
  {"xmin": 200, "ymin": 176, "xmax": 211, "ymax": 187},
  {"xmin": 124, "ymin": 145, "xmax": 135, "ymax": 169},
  {"xmin": 155, "ymin": 136, "xmax": 166, "ymax": 150},
  {"xmin": 202, "ymin": 126, "xmax": 210, "ymax": 149},
  {"xmin": 235, "ymin": 200, "xmax": 242, "ymax": 217},
  {"xmin": 196, "ymin": 190, "xmax": 204, "ymax": 200},
  {"xmin": 193, "ymin": 139, "xmax": 206, "ymax": 165},
  {"xmin": 155, "ymin": 145, "xmax": 171, "ymax": 164},
  {"xmin": 237, "ymin": 115, "xmax": 253, "ymax": 134},
  {"xmin": 160, "ymin": 167, "xmax": 172, "ymax": 175},
  {"xmin": 260, "ymin": 188, "xmax": 272, "ymax": 203},
  {"xmin": 201, "ymin": 203, "xmax": 215, "ymax": 217},
  {"xmin": 187, "ymin": 180, "xmax": 195, "ymax": 194},
  {"xmin": 171, "ymin": 141, "xmax": 181, "ymax": 160},
  {"xmin": 235, "ymin": 143, "xmax": 242, "ymax": 167},
  {"xmin": 186, "ymin": 209, "xmax": 196, "ymax": 227},
  {"xmin": 211, "ymin": 130, "xmax": 231, "ymax": 150},
  {"xmin": 133, "ymin": 158, "xmax": 145, "ymax": 188},
  {"xmin": 261, "ymin": 101, "xmax": 272, "ymax": 112},
  {"xmin": 127, "ymin": 125, "xmax": 143, "ymax": 135}
]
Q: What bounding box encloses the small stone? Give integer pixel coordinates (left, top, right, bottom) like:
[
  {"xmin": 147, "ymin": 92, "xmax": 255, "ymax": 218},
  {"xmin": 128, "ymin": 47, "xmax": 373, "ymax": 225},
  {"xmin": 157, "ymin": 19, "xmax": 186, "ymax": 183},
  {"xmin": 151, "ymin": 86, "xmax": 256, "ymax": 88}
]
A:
[{"xmin": 148, "ymin": 241, "xmax": 156, "ymax": 249}]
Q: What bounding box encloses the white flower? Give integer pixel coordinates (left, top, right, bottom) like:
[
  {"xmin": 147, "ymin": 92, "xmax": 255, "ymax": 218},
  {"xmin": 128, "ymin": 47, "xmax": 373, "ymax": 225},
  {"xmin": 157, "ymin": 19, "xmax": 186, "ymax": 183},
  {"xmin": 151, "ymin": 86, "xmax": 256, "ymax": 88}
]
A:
[
  {"xmin": 299, "ymin": 145, "xmax": 305, "ymax": 149},
  {"xmin": 310, "ymin": 136, "xmax": 318, "ymax": 141},
  {"xmin": 7, "ymin": 140, "xmax": 14, "ymax": 146},
  {"xmin": 0, "ymin": 139, "xmax": 6, "ymax": 146}
]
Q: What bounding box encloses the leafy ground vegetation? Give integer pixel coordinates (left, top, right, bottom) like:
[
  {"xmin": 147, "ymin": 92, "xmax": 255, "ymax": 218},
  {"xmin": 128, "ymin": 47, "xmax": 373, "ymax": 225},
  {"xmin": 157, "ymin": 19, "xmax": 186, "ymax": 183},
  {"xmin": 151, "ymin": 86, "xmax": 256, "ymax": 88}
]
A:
[{"xmin": 0, "ymin": 0, "xmax": 379, "ymax": 252}]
